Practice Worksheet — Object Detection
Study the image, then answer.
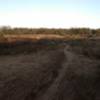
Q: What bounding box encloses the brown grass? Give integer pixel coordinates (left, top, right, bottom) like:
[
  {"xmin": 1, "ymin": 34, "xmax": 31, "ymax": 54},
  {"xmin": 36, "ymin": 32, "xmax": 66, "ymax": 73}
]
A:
[
  {"xmin": 0, "ymin": 43, "xmax": 100, "ymax": 100},
  {"xmin": 0, "ymin": 34, "xmax": 87, "ymax": 43}
]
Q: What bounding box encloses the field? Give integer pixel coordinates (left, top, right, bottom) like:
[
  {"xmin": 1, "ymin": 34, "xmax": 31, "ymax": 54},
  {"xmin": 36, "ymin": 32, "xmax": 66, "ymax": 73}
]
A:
[{"xmin": 0, "ymin": 33, "xmax": 100, "ymax": 100}]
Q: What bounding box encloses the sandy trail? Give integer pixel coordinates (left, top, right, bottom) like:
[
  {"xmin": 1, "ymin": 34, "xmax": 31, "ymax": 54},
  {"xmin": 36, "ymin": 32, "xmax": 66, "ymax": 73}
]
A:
[{"xmin": 35, "ymin": 46, "xmax": 75, "ymax": 100}]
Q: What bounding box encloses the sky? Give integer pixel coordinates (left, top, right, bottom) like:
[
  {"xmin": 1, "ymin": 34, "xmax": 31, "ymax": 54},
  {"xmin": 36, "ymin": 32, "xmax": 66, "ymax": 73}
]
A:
[{"xmin": 0, "ymin": 0, "xmax": 100, "ymax": 28}]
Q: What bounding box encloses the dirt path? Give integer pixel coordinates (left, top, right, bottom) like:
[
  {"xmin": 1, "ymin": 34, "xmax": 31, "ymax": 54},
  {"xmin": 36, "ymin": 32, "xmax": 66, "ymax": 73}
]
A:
[{"xmin": 35, "ymin": 46, "xmax": 75, "ymax": 100}]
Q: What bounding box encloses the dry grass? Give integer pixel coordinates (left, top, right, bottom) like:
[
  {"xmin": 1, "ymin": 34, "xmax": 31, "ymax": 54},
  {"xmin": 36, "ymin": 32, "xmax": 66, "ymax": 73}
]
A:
[
  {"xmin": 1, "ymin": 34, "xmax": 65, "ymax": 43},
  {"xmin": 0, "ymin": 43, "xmax": 100, "ymax": 100},
  {"xmin": 0, "ymin": 34, "xmax": 87, "ymax": 43}
]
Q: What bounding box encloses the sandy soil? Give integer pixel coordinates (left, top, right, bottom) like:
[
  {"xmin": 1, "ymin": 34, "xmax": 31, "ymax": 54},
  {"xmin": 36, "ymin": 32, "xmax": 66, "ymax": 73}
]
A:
[{"xmin": 0, "ymin": 46, "xmax": 100, "ymax": 100}]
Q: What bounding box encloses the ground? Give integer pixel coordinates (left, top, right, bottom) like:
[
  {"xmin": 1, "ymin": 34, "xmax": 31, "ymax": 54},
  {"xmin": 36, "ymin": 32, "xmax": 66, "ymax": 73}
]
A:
[{"xmin": 0, "ymin": 43, "xmax": 100, "ymax": 100}]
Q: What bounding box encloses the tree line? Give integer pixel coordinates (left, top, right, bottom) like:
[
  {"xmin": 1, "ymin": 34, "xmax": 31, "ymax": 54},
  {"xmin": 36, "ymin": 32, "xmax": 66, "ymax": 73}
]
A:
[{"xmin": 0, "ymin": 26, "xmax": 100, "ymax": 37}]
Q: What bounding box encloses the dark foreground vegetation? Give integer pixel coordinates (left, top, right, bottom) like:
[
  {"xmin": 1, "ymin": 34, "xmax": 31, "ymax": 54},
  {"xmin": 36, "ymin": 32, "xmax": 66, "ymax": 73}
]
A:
[
  {"xmin": 0, "ymin": 27, "xmax": 100, "ymax": 100},
  {"xmin": 0, "ymin": 38, "xmax": 100, "ymax": 60}
]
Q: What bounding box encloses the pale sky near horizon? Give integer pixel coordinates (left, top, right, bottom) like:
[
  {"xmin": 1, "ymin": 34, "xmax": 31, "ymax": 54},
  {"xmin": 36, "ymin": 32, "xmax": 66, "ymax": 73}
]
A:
[{"xmin": 0, "ymin": 0, "xmax": 100, "ymax": 28}]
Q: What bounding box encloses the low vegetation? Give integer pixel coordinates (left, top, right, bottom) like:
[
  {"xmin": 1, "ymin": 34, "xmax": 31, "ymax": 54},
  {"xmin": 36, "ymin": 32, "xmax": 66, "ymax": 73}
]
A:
[{"xmin": 0, "ymin": 26, "xmax": 100, "ymax": 42}]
